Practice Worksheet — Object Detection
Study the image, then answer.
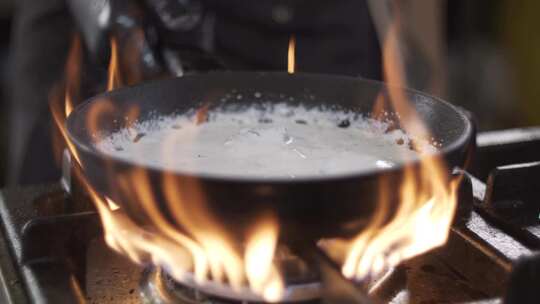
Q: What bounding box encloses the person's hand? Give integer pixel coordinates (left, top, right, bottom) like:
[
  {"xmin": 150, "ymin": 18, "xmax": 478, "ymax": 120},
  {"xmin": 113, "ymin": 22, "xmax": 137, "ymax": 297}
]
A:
[{"xmin": 67, "ymin": 0, "xmax": 165, "ymax": 83}]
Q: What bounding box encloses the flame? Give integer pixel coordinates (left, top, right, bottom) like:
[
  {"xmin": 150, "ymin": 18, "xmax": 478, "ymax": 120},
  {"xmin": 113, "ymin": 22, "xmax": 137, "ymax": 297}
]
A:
[
  {"xmin": 69, "ymin": 275, "xmax": 86, "ymax": 304},
  {"xmin": 78, "ymin": 164, "xmax": 283, "ymax": 301},
  {"xmin": 323, "ymin": 11, "xmax": 460, "ymax": 281},
  {"xmin": 77, "ymin": 168, "xmax": 196, "ymax": 271},
  {"xmin": 64, "ymin": 36, "xmax": 81, "ymax": 117},
  {"xmin": 50, "ymin": 36, "xmax": 83, "ymax": 166},
  {"xmin": 65, "ymin": 94, "xmax": 74, "ymax": 118},
  {"xmin": 85, "ymin": 98, "xmax": 116, "ymax": 137},
  {"xmin": 340, "ymin": 167, "xmax": 458, "ymax": 279},
  {"xmin": 244, "ymin": 215, "xmax": 284, "ymax": 301},
  {"xmin": 107, "ymin": 38, "xmax": 122, "ymax": 91},
  {"xmin": 51, "ymin": 92, "xmax": 82, "ymax": 166},
  {"xmin": 195, "ymin": 103, "xmax": 210, "ymax": 125},
  {"xmin": 288, "ymin": 35, "xmax": 296, "ymax": 74}
]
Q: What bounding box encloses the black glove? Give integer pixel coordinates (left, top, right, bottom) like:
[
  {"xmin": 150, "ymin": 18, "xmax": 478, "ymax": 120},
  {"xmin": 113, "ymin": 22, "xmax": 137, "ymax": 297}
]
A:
[{"xmin": 67, "ymin": 0, "xmax": 223, "ymax": 81}]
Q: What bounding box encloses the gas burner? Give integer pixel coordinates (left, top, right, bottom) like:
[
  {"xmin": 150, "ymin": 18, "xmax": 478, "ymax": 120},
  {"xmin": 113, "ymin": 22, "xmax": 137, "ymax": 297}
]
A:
[
  {"xmin": 140, "ymin": 267, "xmax": 321, "ymax": 304},
  {"xmin": 139, "ymin": 245, "xmax": 323, "ymax": 303}
]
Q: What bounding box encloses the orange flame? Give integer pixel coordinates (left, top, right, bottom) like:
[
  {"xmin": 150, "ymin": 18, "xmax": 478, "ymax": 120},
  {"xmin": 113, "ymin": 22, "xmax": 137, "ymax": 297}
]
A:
[
  {"xmin": 107, "ymin": 38, "xmax": 122, "ymax": 91},
  {"xmin": 64, "ymin": 36, "xmax": 81, "ymax": 116},
  {"xmin": 322, "ymin": 12, "xmax": 459, "ymax": 281},
  {"xmin": 65, "ymin": 94, "xmax": 75, "ymax": 118},
  {"xmin": 195, "ymin": 103, "xmax": 210, "ymax": 125},
  {"xmin": 51, "ymin": 96, "xmax": 82, "ymax": 166},
  {"xmin": 50, "ymin": 36, "xmax": 83, "ymax": 166},
  {"xmin": 75, "ymin": 164, "xmax": 284, "ymax": 301},
  {"xmin": 245, "ymin": 214, "xmax": 284, "ymax": 301},
  {"xmin": 288, "ymin": 35, "xmax": 296, "ymax": 74}
]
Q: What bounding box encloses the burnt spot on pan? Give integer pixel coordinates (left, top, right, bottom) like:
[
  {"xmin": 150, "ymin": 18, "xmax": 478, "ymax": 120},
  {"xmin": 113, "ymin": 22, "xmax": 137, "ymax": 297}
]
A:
[
  {"xmin": 259, "ymin": 118, "xmax": 273, "ymax": 124},
  {"xmin": 337, "ymin": 119, "xmax": 350, "ymax": 128}
]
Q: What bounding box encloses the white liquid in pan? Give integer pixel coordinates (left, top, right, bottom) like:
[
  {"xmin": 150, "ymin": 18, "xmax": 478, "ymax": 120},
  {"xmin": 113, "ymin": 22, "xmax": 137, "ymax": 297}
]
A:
[{"xmin": 97, "ymin": 103, "xmax": 428, "ymax": 178}]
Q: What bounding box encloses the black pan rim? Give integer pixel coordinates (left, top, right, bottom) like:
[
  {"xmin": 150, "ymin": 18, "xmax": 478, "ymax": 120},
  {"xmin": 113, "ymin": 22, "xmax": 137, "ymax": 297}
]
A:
[{"xmin": 66, "ymin": 71, "xmax": 473, "ymax": 184}]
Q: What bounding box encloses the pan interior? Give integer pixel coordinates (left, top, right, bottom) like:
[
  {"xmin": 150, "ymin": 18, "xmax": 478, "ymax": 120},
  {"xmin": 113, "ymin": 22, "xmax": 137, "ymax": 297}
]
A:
[
  {"xmin": 67, "ymin": 72, "xmax": 471, "ymax": 180},
  {"xmin": 94, "ymin": 101, "xmax": 424, "ymax": 178}
]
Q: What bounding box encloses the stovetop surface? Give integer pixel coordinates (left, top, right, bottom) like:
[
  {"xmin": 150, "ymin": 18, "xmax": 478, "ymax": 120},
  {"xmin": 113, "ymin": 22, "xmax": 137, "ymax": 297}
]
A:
[{"xmin": 0, "ymin": 184, "xmax": 142, "ymax": 303}]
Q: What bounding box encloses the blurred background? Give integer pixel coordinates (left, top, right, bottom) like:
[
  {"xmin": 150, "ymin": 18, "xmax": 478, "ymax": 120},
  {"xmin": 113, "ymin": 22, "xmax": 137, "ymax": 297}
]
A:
[
  {"xmin": 0, "ymin": 0, "xmax": 539, "ymax": 186},
  {"xmin": 0, "ymin": 0, "xmax": 11, "ymax": 186}
]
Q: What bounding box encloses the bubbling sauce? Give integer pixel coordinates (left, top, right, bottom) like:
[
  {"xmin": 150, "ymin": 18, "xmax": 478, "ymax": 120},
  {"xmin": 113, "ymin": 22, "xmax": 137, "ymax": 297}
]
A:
[{"xmin": 96, "ymin": 103, "xmax": 428, "ymax": 178}]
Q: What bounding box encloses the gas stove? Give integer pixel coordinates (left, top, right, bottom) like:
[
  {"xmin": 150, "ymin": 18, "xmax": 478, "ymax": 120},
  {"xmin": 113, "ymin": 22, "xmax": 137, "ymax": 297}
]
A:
[{"xmin": 0, "ymin": 128, "xmax": 539, "ymax": 304}]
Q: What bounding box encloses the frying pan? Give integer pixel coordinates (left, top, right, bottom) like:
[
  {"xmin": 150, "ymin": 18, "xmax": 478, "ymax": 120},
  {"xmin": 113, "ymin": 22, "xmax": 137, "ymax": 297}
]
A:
[{"xmin": 66, "ymin": 72, "xmax": 474, "ymax": 241}]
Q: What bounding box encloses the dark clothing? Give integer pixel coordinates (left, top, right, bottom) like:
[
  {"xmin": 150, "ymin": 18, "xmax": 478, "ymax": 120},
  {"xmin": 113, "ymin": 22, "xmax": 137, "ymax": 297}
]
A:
[
  {"xmin": 153, "ymin": 0, "xmax": 381, "ymax": 77},
  {"xmin": 8, "ymin": 0, "xmax": 381, "ymax": 185}
]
